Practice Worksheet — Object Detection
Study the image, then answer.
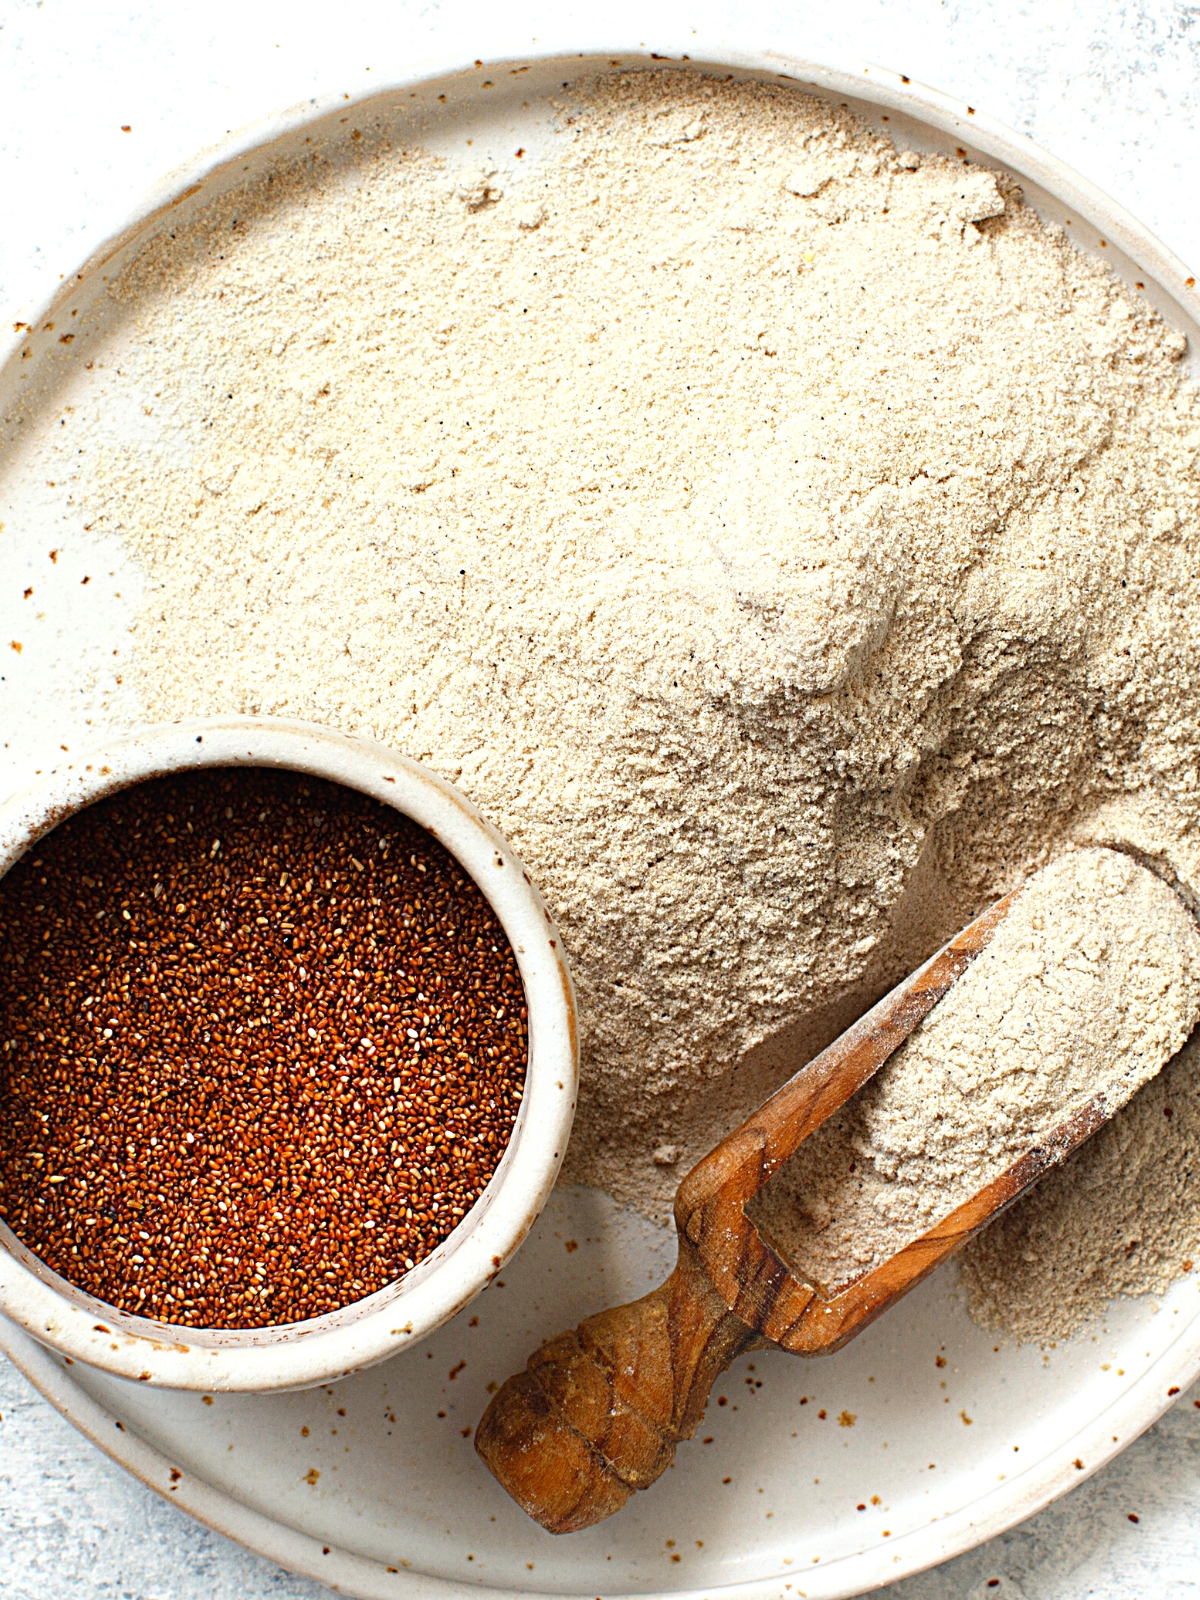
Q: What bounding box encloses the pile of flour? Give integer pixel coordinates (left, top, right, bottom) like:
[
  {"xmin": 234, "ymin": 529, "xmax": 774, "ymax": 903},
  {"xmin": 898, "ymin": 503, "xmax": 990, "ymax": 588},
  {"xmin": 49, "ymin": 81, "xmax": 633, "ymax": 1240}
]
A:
[
  {"xmin": 33, "ymin": 70, "xmax": 1200, "ymax": 1340},
  {"xmin": 749, "ymin": 849, "xmax": 1200, "ymax": 1294},
  {"xmin": 960, "ymin": 1022, "xmax": 1200, "ymax": 1342}
]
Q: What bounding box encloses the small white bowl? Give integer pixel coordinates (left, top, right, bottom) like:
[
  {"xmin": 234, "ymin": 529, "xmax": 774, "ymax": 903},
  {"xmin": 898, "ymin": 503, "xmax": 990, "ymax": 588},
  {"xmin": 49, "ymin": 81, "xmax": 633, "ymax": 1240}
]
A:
[{"xmin": 0, "ymin": 716, "xmax": 578, "ymax": 1391}]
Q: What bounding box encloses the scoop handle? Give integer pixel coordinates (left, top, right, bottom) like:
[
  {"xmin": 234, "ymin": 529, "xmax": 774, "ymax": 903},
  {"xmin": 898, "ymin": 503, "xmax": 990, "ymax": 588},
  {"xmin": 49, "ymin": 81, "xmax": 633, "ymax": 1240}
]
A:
[{"xmin": 474, "ymin": 1233, "xmax": 755, "ymax": 1533}]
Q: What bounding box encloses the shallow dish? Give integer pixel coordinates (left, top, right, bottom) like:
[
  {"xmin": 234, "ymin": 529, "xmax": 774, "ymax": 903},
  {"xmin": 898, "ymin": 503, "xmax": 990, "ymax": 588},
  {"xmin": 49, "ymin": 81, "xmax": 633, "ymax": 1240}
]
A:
[
  {"xmin": 1, "ymin": 31, "xmax": 1198, "ymax": 1600},
  {"xmin": 0, "ymin": 716, "xmax": 578, "ymax": 1391}
]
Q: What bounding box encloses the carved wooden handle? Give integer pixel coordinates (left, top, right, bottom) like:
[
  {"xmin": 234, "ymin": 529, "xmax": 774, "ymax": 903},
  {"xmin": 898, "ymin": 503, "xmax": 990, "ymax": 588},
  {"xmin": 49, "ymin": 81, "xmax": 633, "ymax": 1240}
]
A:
[
  {"xmin": 477, "ymin": 896, "xmax": 1030, "ymax": 1531},
  {"xmin": 474, "ymin": 1233, "xmax": 756, "ymax": 1533}
]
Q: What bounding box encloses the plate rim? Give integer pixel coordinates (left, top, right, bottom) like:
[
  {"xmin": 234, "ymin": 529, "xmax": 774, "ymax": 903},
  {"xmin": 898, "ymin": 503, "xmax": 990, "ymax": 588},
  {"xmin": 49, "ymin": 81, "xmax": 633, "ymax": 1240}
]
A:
[
  {"xmin": 2, "ymin": 32, "xmax": 1199, "ymax": 1600},
  {"xmin": 1, "ymin": 35, "xmax": 1196, "ymax": 373},
  {"xmin": 5, "ymin": 1294, "xmax": 1200, "ymax": 1600}
]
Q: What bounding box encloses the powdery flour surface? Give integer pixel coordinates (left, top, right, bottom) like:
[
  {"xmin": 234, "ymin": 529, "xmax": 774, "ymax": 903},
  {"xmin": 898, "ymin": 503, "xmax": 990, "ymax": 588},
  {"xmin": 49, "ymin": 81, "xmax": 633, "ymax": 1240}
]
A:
[
  {"xmin": 16, "ymin": 70, "xmax": 1200, "ymax": 1341},
  {"xmin": 750, "ymin": 848, "xmax": 1200, "ymax": 1298}
]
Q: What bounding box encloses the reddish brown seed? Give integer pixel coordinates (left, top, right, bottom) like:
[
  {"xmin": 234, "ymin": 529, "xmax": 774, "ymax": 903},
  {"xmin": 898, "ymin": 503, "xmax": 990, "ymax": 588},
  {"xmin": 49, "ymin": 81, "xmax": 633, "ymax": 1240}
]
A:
[{"xmin": 0, "ymin": 768, "xmax": 528, "ymax": 1329}]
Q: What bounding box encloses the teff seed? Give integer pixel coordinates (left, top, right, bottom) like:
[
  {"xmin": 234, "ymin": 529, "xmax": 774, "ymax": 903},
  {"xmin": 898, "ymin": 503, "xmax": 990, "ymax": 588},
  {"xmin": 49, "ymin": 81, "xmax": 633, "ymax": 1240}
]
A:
[{"xmin": 0, "ymin": 768, "xmax": 528, "ymax": 1330}]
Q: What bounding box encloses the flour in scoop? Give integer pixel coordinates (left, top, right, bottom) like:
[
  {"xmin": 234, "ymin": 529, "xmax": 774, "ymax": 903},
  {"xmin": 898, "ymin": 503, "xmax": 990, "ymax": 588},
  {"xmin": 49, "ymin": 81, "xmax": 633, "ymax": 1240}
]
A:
[
  {"xmin": 22, "ymin": 69, "xmax": 1200, "ymax": 1342},
  {"xmin": 749, "ymin": 849, "xmax": 1200, "ymax": 1295}
]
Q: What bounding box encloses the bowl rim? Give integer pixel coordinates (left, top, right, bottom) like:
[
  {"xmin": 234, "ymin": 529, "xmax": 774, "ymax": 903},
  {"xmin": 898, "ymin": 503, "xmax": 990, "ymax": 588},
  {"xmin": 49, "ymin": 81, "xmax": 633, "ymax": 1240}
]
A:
[
  {"xmin": 0, "ymin": 29, "xmax": 1197, "ymax": 1600},
  {"xmin": 0, "ymin": 715, "xmax": 579, "ymax": 1391}
]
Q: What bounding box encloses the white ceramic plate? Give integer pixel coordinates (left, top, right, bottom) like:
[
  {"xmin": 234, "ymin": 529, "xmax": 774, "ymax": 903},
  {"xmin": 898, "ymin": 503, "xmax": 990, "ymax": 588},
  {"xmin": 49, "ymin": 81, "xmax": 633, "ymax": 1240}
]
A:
[{"xmin": 2, "ymin": 37, "xmax": 1199, "ymax": 1600}]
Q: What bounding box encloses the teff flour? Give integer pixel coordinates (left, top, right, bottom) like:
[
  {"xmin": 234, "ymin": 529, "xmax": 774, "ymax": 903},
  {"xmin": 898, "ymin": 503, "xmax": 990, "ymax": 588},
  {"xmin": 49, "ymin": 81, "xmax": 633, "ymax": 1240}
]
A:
[
  {"xmin": 38, "ymin": 71, "xmax": 1200, "ymax": 1341},
  {"xmin": 749, "ymin": 849, "xmax": 1200, "ymax": 1296}
]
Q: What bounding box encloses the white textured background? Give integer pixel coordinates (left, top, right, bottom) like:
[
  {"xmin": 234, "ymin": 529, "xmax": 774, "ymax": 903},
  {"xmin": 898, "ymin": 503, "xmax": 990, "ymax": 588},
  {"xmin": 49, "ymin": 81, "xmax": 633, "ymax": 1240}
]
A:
[{"xmin": 2, "ymin": 1, "xmax": 1200, "ymax": 1596}]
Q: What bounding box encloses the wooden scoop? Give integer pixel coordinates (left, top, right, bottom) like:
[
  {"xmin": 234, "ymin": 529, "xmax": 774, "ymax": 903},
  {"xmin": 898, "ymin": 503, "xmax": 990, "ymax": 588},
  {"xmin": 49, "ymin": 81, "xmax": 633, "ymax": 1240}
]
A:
[{"xmin": 475, "ymin": 885, "xmax": 1114, "ymax": 1533}]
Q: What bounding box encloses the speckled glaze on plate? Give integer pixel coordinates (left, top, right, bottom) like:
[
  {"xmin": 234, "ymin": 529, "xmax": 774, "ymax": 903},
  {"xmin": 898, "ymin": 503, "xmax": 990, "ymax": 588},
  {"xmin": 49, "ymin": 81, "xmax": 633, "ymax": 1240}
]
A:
[{"xmin": 1, "ymin": 34, "xmax": 1199, "ymax": 1600}]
